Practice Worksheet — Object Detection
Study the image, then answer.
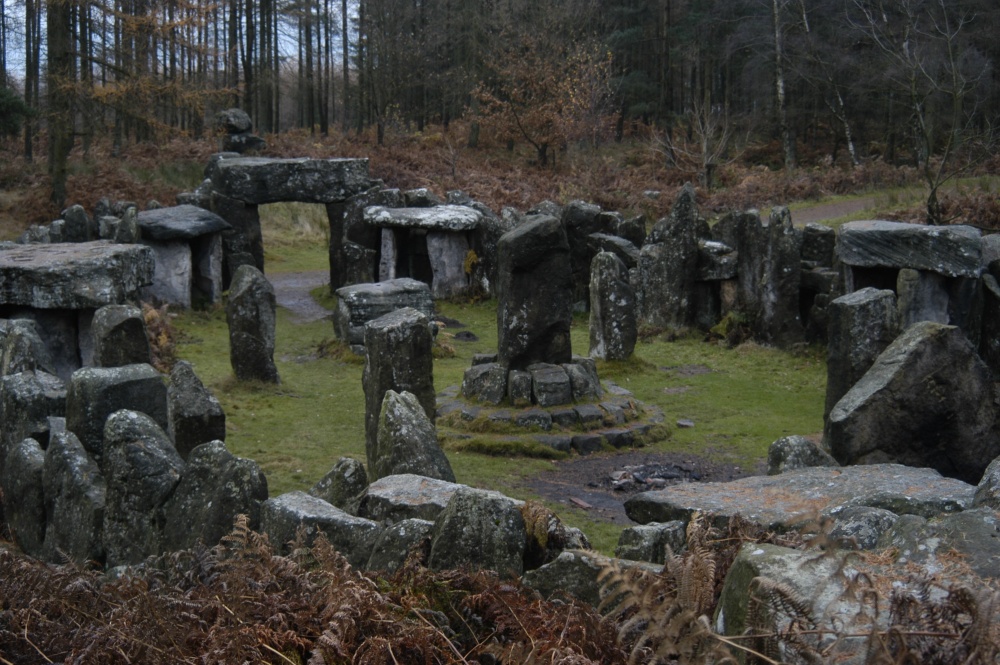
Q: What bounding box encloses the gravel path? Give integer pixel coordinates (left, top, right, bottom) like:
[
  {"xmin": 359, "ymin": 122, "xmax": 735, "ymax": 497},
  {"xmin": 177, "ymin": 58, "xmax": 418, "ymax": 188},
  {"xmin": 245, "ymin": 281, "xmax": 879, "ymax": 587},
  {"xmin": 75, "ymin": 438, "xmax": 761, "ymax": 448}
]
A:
[
  {"xmin": 791, "ymin": 196, "xmax": 879, "ymax": 225},
  {"xmin": 269, "ymin": 270, "xmax": 332, "ymax": 323}
]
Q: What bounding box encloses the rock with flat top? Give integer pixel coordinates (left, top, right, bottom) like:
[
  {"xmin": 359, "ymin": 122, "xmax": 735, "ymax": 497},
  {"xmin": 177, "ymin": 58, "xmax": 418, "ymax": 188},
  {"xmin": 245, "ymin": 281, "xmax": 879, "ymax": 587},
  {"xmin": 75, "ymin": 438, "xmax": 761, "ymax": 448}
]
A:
[
  {"xmin": 837, "ymin": 220, "xmax": 981, "ymax": 277},
  {"xmin": 210, "ymin": 157, "xmax": 371, "ymax": 205}
]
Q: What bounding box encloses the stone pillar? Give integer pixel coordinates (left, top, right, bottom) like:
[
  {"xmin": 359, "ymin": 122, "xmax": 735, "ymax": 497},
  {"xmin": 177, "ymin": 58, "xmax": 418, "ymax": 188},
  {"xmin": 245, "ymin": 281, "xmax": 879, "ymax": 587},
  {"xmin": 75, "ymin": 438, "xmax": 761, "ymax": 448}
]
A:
[
  {"xmin": 589, "ymin": 251, "xmax": 637, "ymax": 360},
  {"xmin": 362, "ymin": 307, "xmax": 435, "ymax": 480},
  {"xmin": 824, "ymin": 287, "xmax": 899, "ymax": 420},
  {"xmin": 496, "ymin": 215, "xmax": 573, "ymax": 369},
  {"xmin": 760, "ymin": 207, "xmax": 804, "ymax": 347},
  {"xmin": 427, "ymin": 231, "xmax": 470, "ymax": 299},
  {"xmin": 211, "ymin": 191, "xmax": 263, "ymax": 289},
  {"xmin": 897, "ymin": 268, "xmax": 949, "ymax": 329},
  {"xmin": 226, "ymin": 265, "xmax": 279, "ymax": 384},
  {"xmin": 92, "ymin": 304, "xmax": 151, "ymax": 368},
  {"xmin": 378, "ymin": 227, "xmax": 397, "ymax": 282}
]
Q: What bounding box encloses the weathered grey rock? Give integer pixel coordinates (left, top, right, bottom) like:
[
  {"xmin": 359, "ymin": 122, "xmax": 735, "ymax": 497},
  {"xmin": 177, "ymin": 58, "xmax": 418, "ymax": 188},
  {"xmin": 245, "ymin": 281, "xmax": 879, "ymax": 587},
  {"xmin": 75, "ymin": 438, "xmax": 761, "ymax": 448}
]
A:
[
  {"xmin": 212, "ymin": 190, "xmax": 263, "ymax": 283},
  {"xmin": 587, "ymin": 233, "xmax": 640, "ymax": 270},
  {"xmin": 191, "ymin": 232, "xmax": 224, "ymax": 305},
  {"xmin": 825, "ymin": 505, "xmax": 898, "ymax": 550},
  {"xmin": 0, "ymin": 241, "xmax": 154, "ymax": 309},
  {"xmin": 496, "ymin": 215, "xmax": 573, "ymax": 369},
  {"xmin": 428, "ymin": 486, "xmax": 527, "ymax": 576},
  {"xmin": 364, "ymin": 205, "xmax": 481, "ymax": 232},
  {"xmin": 162, "ymin": 440, "xmax": 267, "ymax": 551},
  {"xmin": 896, "ymin": 268, "xmax": 949, "ymax": 329},
  {"xmin": 114, "ymin": 207, "xmax": 141, "ymax": 244},
  {"xmin": 62, "ymin": 204, "xmax": 98, "ymax": 243},
  {"xmin": 980, "ymin": 274, "xmax": 1000, "ymax": 377},
  {"xmin": 759, "ymin": 207, "xmax": 804, "ymax": 347},
  {"xmin": 356, "ymin": 474, "xmax": 463, "ymax": 524},
  {"xmin": 715, "ymin": 543, "xmax": 877, "ymax": 663},
  {"xmin": 562, "ymin": 200, "xmax": 611, "ymax": 305},
  {"xmin": 767, "ymin": 435, "xmax": 839, "ymax": 475},
  {"xmin": 3, "ymin": 438, "xmax": 46, "ymax": 557},
  {"xmin": 615, "ymin": 521, "xmax": 686, "ymax": 564},
  {"xmin": 101, "ymin": 410, "xmax": 184, "ymax": 567},
  {"xmin": 66, "ymin": 363, "xmax": 168, "ymax": 462},
  {"xmin": 210, "ymin": 157, "xmax": 371, "ymax": 205},
  {"xmin": 711, "ymin": 210, "xmax": 767, "ymax": 325},
  {"xmin": 334, "ymin": 278, "xmax": 434, "ymax": 346},
  {"xmin": 589, "ymin": 251, "xmax": 637, "ymax": 361},
  {"xmin": 564, "ymin": 359, "xmax": 603, "ymax": 401},
  {"xmin": 468, "ymin": 201, "xmax": 515, "ymax": 296},
  {"xmin": 637, "ymin": 185, "xmax": 701, "ymax": 328},
  {"xmin": 366, "ymin": 519, "xmax": 434, "ymax": 571},
  {"xmin": 403, "ymin": 188, "xmax": 443, "ymax": 207},
  {"xmin": 801, "ymin": 222, "xmax": 836, "ymax": 267},
  {"xmin": 461, "ymin": 362, "xmax": 507, "ymax": 405},
  {"xmin": 877, "ymin": 507, "xmax": 1000, "ymax": 579},
  {"xmin": 226, "ymin": 265, "xmax": 279, "ymax": 383},
  {"xmin": 309, "ymin": 457, "xmax": 368, "ymax": 510},
  {"xmin": 371, "ymin": 390, "xmax": 454, "ymax": 483},
  {"xmin": 0, "ymin": 370, "xmax": 65, "ymax": 457},
  {"xmin": 530, "ymin": 363, "xmax": 572, "ymax": 406},
  {"xmin": 42, "ymin": 431, "xmax": 106, "ymax": 565},
  {"xmin": 615, "ymin": 216, "xmax": 647, "ymax": 248},
  {"xmin": 222, "ymin": 132, "xmax": 266, "ymax": 154},
  {"xmin": 837, "ymin": 220, "xmax": 981, "ymax": 278},
  {"xmin": 168, "ymin": 360, "xmax": 226, "ymax": 460},
  {"xmin": 521, "ymin": 550, "xmax": 658, "ymax": 606},
  {"xmin": 363, "ymin": 307, "xmax": 436, "ymax": 479},
  {"xmin": 625, "ymin": 465, "xmax": 974, "ymax": 530},
  {"xmin": 140, "ymin": 240, "xmax": 194, "ymax": 308},
  {"xmin": 824, "ymin": 288, "xmax": 900, "ymax": 420},
  {"xmin": 825, "ymin": 322, "xmax": 1000, "ymax": 483},
  {"xmin": 136, "ymin": 205, "xmax": 230, "ymax": 241},
  {"xmin": 425, "ymin": 231, "xmax": 472, "ymax": 298},
  {"xmin": 695, "ymin": 239, "xmax": 738, "ymax": 281},
  {"xmin": 1, "ymin": 319, "xmax": 57, "ymax": 377},
  {"xmin": 18, "ymin": 224, "xmax": 50, "ymax": 244},
  {"xmin": 973, "ymin": 455, "xmax": 1000, "ymax": 509},
  {"xmin": 507, "ymin": 369, "xmax": 532, "ymax": 406},
  {"xmin": 92, "ymin": 304, "xmax": 151, "ymax": 367},
  {"xmin": 215, "ymin": 108, "xmax": 253, "ymax": 134},
  {"xmin": 260, "ymin": 491, "xmax": 382, "ymax": 568},
  {"xmin": 328, "ymin": 185, "xmax": 381, "ymax": 291}
]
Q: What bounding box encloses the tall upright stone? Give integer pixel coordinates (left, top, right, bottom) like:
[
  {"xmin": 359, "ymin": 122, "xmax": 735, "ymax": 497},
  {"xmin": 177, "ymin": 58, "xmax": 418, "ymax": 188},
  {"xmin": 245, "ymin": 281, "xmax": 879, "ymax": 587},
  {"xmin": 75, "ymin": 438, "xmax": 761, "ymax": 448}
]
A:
[
  {"xmin": 824, "ymin": 288, "xmax": 900, "ymax": 420},
  {"xmin": 496, "ymin": 215, "xmax": 573, "ymax": 369},
  {"xmin": 371, "ymin": 389, "xmax": 455, "ymax": 483},
  {"xmin": 589, "ymin": 251, "xmax": 637, "ymax": 360},
  {"xmin": 637, "ymin": 184, "xmax": 701, "ymax": 329},
  {"xmin": 363, "ymin": 307, "xmax": 435, "ymax": 480},
  {"xmin": 226, "ymin": 264, "xmax": 279, "ymax": 383},
  {"xmin": 42, "ymin": 431, "xmax": 106, "ymax": 565},
  {"xmin": 759, "ymin": 207, "xmax": 804, "ymax": 347},
  {"xmin": 168, "ymin": 360, "xmax": 226, "ymax": 460},
  {"xmin": 91, "ymin": 304, "xmax": 152, "ymax": 368}
]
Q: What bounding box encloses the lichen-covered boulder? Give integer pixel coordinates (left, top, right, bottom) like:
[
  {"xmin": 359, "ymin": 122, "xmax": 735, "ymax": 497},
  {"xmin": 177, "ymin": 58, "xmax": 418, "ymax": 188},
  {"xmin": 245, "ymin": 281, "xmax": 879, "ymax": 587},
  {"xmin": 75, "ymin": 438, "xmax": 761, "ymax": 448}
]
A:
[
  {"xmin": 226, "ymin": 265, "xmax": 279, "ymax": 383},
  {"xmin": 3, "ymin": 437, "xmax": 46, "ymax": 557},
  {"xmin": 356, "ymin": 474, "xmax": 463, "ymax": 524},
  {"xmin": 589, "ymin": 251, "xmax": 637, "ymax": 361},
  {"xmin": 1, "ymin": 319, "xmax": 57, "ymax": 377},
  {"xmin": 521, "ymin": 550, "xmax": 658, "ymax": 606},
  {"xmin": 162, "ymin": 440, "xmax": 267, "ymax": 551},
  {"xmin": 428, "ymin": 486, "xmax": 527, "ymax": 576},
  {"xmin": 371, "ymin": 390, "xmax": 454, "ymax": 483},
  {"xmin": 101, "ymin": 410, "xmax": 185, "ymax": 567},
  {"xmin": 42, "ymin": 431, "xmax": 106, "ymax": 565},
  {"xmin": 310, "ymin": 457, "xmax": 369, "ymax": 511},
  {"xmin": 0, "ymin": 370, "xmax": 65, "ymax": 458},
  {"xmin": 766, "ymin": 435, "xmax": 839, "ymax": 475},
  {"xmin": 365, "ymin": 519, "xmax": 434, "ymax": 572},
  {"xmin": 615, "ymin": 521, "xmax": 686, "ymax": 564}
]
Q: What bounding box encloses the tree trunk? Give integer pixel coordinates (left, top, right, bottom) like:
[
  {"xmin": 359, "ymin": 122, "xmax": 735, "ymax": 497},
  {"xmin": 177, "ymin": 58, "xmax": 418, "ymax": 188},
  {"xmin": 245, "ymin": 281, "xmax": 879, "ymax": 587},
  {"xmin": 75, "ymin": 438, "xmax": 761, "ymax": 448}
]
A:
[
  {"xmin": 47, "ymin": 0, "xmax": 75, "ymax": 208},
  {"xmin": 772, "ymin": 0, "xmax": 796, "ymax": 170}
]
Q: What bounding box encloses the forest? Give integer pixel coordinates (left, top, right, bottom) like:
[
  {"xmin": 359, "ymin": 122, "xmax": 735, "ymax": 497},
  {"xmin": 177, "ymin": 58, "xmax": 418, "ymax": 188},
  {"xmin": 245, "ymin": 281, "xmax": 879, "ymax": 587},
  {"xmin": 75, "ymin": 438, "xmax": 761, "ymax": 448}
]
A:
[{"xmin": 0, "ymin": 0, "xmax": 998, "ymax": 220}]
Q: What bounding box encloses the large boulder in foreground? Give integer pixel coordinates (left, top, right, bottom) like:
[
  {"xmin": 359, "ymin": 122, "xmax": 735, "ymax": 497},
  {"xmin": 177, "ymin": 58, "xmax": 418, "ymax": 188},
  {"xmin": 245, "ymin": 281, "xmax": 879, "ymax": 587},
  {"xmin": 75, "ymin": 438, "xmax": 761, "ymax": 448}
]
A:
[
  {"xmin": 370, "ymin": 390, "xmax": 454, "ymax": 483},
  {"xmin": 825, "ymin": 322, "xmax": 1000, "ymax": 483},
  {"xmin": 428, "ymin": 486, "xmax": 527, "ymax": 576}
]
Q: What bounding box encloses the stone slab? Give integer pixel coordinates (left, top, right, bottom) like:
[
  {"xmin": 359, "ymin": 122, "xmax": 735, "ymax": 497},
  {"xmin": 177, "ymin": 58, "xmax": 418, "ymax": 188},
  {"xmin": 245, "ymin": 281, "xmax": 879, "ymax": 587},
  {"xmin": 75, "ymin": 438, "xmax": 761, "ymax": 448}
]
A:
[
  {"xmin": 625, "ymin": 465, "xmax": 975, "ymax": 530},
  {"xmin": 364, "ymin": 205, "xmax": 482, "ymax": 231},
  {"xmin": 0, "ymin": 242, "xmax": 154, "ymax": 309},
  {"xmin": 136, "ymin": 204, "xmax": 230, "ymax": 240},
  {"xmin": 210, "ymin": 157, "xmax": 371, "ymax": 204},
  {"xmin": 334, "ymin": 278, "xmax": 434, "ymax": 345},
  {"xmin": 837, "ymin": 220, "xmax": 981, "ymax": 278}
]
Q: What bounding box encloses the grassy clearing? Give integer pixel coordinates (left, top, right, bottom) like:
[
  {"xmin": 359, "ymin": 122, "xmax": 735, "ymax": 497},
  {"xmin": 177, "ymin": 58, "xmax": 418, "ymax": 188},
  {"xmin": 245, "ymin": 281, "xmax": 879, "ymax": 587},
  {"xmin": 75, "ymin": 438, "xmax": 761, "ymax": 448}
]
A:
[{"xmin": 171, "ymin": 234, "xmax": 827, "ymax": 552}]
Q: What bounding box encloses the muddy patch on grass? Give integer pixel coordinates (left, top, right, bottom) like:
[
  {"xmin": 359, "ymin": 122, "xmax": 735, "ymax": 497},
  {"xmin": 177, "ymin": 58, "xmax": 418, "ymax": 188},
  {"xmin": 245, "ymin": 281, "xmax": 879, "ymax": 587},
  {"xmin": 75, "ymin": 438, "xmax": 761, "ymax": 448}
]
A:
[{"xmin": 522, "ymin": 450, "xmax": 766, "ymax": 525}]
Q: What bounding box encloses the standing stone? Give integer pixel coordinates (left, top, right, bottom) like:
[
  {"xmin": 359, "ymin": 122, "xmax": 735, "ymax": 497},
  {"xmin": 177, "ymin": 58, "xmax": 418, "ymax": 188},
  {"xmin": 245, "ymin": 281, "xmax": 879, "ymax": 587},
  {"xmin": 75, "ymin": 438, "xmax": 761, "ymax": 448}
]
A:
[
  {"xmin": 637, "ymin": 184, "xmax": 701, "ymax": 329},
  {"xmin": 426, "ymin": 231, "xmax": 471, "ymax": 298},
  {"xmin": 211, "ymin": 191, "xmax": 264, "ymax": 287},
  {"xmin": 42, "ymin": 431, "xmax": 106, "ymax": 565},
  {"xmin": 162, "ymin": 440, "xmax": 268, "ymax": 551},
  {"xmin": 759, "ymin": 207, "xmax": 804, "ymax": 347},
  {"xmin": 825, "ymin": 322, "xmax": 1000, "ymax": 483},
  {"xmin": 92, "ymin": 304, "xmax": 152, "ymax": 367},
  {"xmin": 62, "ymin": 204, "xmax": 98, "ymax": 243},
  {"xmin": 371, "ymin": 390, "xmax": 455, "ymax": 483},
  {"xmin": 65, "ymin": 363, "xmax": 169, "ymax": 462},
  {"xmin": 496, "ymin": 215, "xmax": 573, "ymax": 369},
  {"xmin": 428, "ymin": 486, "xmax": 527, "ymax": 576},
  {"xmin": 0, "ymin": 370, "xmax": 66, "ymax": 458},
  {"xmin": 102, "ymin": 410, "xmax": 185, "ymax": 567},
  {"xmin": 141, "ymin": 239, "xmax": 193, "ymax": 308},
  {"xmin": 114, "ymin": 207, "xmax": 141, "ymax": 244},
  {"xmin": 896, "ymin": 268, "xmax": 949, "ymax": 329},
  {"xmin": 561, "ymin": 200, "xmax": 608, "ymax": 305},
  {"xmin": 168, "ymin": 360, "xmax": 226, "ymax": 460},
  {"xmin": 378, "ymin": 228, "xmax": 397, "ymax": 281},
  {"xmin": 824, "ymin": 288, "xmax": 899, "ymax": 420},
  {"xmin": 226, "ymin": 264, "xmax": 279, "ymax": 383},
  {"xmin": 363, "ymin": 307, "xmax": 435, "ymax": 480},
  {"xmin": 980, "ymin": 274, "xmax": 1000, "ymax": 377},
  {"xmin": 3, "ymin": 438, "xmax": 46, "ymax": 557},
  {"xmin": 1, "ymin": 319, "xmax": 57, "ymax": 377},
  {"xmin": 589, "ymin": 251, "xmax": 637, "ymax": 360},
  {"xmin": 801, "ymin": 223, "xmax": 836, "ymax": 267}
]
